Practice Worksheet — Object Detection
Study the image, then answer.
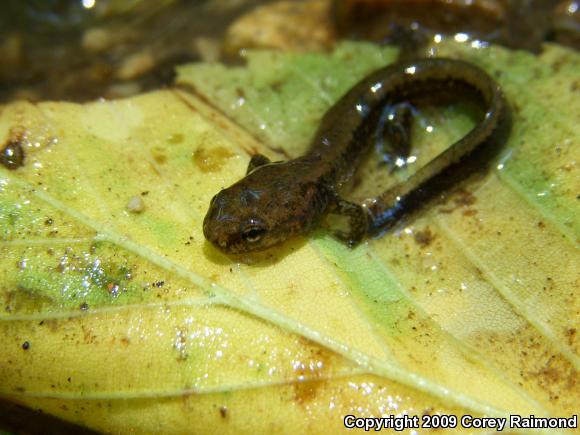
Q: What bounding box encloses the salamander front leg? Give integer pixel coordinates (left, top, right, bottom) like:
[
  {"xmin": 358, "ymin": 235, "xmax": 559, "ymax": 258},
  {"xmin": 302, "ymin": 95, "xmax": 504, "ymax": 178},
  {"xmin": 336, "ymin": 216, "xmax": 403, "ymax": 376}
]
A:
[
  {"xmin": 246, "ymin": 154, "xmax": 271, "ymax": 174},
  {"xmin": 331, "ymin": 198, "xmax": 369, "ymax": 247}
]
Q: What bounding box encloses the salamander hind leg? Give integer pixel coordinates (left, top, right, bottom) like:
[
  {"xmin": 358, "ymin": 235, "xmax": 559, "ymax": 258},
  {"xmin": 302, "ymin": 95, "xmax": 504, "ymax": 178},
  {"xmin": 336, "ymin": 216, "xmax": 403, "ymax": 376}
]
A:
[
  {"xmin": 246, "ymin": 154, "xmax": 271, "ymax": 174},
  {"xmin": 378, "ymin": 103, "xmax": 414, "ymax": 170},
  {"xmin": 329, "ymin": 198, "xmax": 369, "ymax": 248}
]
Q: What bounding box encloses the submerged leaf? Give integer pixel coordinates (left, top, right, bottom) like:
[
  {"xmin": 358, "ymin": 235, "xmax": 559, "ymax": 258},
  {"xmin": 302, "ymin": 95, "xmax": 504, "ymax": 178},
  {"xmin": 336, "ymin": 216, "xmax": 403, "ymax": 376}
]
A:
[{"xmin": 0, "ymin": 41, "xmax": 578, "ymax": 432}]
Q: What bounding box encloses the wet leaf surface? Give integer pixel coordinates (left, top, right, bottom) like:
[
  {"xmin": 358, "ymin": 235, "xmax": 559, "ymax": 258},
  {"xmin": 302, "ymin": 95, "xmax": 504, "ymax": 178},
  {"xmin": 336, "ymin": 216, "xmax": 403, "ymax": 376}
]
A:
[{"xmin": 0, "ymin": 41, "xmax": 578, "ymax": 433}]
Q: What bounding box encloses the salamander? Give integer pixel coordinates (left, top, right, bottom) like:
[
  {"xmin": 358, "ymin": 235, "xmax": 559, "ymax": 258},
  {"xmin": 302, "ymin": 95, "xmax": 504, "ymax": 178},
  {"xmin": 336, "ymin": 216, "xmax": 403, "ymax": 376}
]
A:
[{"xmin": 203, "ymin": 58, "xmax": 507, "ymax": 254}]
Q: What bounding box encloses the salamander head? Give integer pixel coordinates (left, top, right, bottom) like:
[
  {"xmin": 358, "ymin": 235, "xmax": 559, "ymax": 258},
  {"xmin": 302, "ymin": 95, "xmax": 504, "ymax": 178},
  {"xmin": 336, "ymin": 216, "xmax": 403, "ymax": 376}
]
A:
[{"xmin": 203, "ymin": 163, "xmax": 323, "ymax": 254}]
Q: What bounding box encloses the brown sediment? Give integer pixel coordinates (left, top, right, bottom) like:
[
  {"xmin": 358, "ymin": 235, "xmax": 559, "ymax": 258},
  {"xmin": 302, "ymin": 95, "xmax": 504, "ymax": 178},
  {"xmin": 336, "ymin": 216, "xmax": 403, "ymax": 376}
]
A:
[
  {"xmin": 192, "ymin": 146, "xmax": 235, "ymax": 173},
  {"xmin": 413, "ymin": 227, "xmax": 436, "ymax": 248}
]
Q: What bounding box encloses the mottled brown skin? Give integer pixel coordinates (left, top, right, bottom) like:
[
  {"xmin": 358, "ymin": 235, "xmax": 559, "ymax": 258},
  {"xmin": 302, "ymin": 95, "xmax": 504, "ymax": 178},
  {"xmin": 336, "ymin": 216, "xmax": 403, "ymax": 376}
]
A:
[
  {"xmin": 203, "ymin": 58, "xmax": 506, "ymax": 254},
  {"xmin": 203, "ymin": 159, "xmax": 330, "ymax": 253}
]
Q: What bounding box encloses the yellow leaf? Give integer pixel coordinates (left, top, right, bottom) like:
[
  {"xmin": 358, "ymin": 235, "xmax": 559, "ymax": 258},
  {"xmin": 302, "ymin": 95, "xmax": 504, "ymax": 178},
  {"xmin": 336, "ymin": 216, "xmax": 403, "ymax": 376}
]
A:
[{"xmin": 1, "ymin": 41, "xmax": 578, "ymax": 433}]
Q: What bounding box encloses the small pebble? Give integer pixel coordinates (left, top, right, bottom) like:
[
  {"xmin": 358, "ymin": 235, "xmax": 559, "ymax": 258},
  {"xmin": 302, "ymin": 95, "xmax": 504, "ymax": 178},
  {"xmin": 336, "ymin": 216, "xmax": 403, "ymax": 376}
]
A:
[
  {"xmin": 82, "ymin": 27, "xmax": 113, "ymax": 53},
  {"xmin": 127, "ymin": 195, "xmax": 145, "ymax": 213},
  {"xmin": 117, "ymin": 52, "xmax": 155, "ymax": 80},
  {"xmin": 1, "ymin": 34, "xmax": 23, "ymax": 66},
  {"xmin": 106, "ymin": 82, "xmax": 142, "ymax": 99},
  {"xmin": 193, "ymin": 37, "xmax": 221, "ymax": 63}
]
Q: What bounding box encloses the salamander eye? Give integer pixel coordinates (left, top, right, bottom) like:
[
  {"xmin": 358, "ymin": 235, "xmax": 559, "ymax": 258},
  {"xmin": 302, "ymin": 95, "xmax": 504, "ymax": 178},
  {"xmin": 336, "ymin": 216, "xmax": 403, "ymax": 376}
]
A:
[{"xmin": 241, "ymin": 226, "xmax": 266, "ymax": 243}]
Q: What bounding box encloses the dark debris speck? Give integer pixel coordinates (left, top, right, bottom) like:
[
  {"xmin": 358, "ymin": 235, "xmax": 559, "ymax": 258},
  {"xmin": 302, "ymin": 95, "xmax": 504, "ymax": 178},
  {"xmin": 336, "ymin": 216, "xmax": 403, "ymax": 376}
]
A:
[{"xmin": 1, "ymin": 140, "xmax": 25, "ymax": 170}]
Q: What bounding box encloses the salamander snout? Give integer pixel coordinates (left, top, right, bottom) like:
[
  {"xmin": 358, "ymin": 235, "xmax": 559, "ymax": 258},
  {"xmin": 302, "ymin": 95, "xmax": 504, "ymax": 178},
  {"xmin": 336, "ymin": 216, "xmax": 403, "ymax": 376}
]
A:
[
  {"xmin": 203, "ymin": 161, "xmax": 324, "ymax": 254},
  {"xmin": 202, "ymin": 188, "xmax": 275, "ymax": 254}
]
